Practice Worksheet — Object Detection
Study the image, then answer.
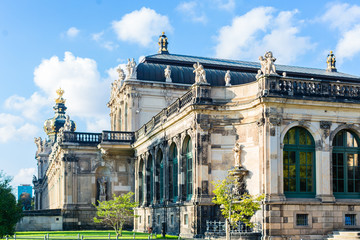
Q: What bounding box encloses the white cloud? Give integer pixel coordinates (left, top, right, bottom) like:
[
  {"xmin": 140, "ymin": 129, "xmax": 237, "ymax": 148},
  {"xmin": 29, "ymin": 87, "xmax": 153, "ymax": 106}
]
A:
[
  {"xmin": 320, "ymin": 3, "xmax": 360, "ymax": 32},
  {"xmin": 214, "ymin": 7, "xmax": 314, "ymax": 64},
  {"xmin": 212, "ymin": 0, "xmax": 235, "ymax": 11},
  {"xmin": 12, "ymin": 168, "xmax": 36, "ymax": 187},
  {"xmin": 30, "ymin": 52, "xmax": 112, "ymax": 131},
  {"xmin": 112, "ymin": 7, "xmax": 173, "ymax": 47},
  {"xmin": 320, "ymin": 3, "xmax": 360, "ymax": 62},
  {"xmin": 92, "ymin": 31, "xmax": 118, "ymax": 51},
  {"xmin": 0, "ymin": 113, "xmax": 38, "ymax": 143},
  {"xmin": 66, "ymin": 27, "xmax": 80, "ymax": 38},
  {"xmin": 177, "ymin": 2, "xmax": 207, "ymax": 23},
  {"xmin": 5, "ymin": 92, "xmax": 50, "ymax": 121},
  {"xmin": 92, "ymin": 31, "xmax": 104, "ymax": 41},
  {"xmin": 336, "ymin": 24, "xmax": 360, "ymax": 61}
]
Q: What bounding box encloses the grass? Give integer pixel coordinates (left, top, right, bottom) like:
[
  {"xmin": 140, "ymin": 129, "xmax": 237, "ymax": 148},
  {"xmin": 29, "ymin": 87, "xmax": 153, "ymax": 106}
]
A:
[{"xmin": 3, "ymin": 230, "xmax": 179, "ymax": 240}]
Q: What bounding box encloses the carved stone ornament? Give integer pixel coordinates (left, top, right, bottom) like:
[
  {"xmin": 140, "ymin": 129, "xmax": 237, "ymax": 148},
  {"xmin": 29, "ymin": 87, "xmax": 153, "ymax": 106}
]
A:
[
  {"xmin": 64, "ymin": 115, "xmax": 72, "ymax": 131},
  {"xmin": 258, "ymin": 51, "xmax": 277, "ymax": 77},
  {"xmin": 320, "ymin": 121, "xmax": 331, "ymax": 130},
  {"xmin": 164, "ymin": 65, "xmax": 172, "ymax": 83},
  {"xmin": 225, "ymin": 70, "xmax": 231, "ymax": 86},
  {"xmin": 193, "ymin": 62, "xmax": 207, "ymax": 84},
  {"xmin": 34, "ymin": 137, "xmax": 44, "ymax": 155},
  {"xmin": 126, "ymin": 58, "xmax": 137, "ymax": 80}
]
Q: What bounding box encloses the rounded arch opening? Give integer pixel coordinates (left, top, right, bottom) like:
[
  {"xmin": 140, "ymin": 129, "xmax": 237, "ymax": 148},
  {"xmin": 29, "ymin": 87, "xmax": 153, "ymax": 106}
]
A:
[{"xmin": 283, "ymin": 127, "xmax": 316, "ymax": 198}]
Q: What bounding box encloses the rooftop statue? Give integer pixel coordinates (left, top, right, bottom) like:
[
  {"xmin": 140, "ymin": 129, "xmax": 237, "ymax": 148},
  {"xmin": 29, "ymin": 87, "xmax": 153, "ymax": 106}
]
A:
[
  {"xmin": 126, "ymin": 58, "xmax": 136, "ymax": 80},
  {"xmin": 117, "ymin": 67, "xmax": 125, "ymax": 81},
  {"xmin": 164, "ymin": 65, "xmax": 172, "ymax": 83},
  {"xmin": 193, "ymin": 62, "xmax": 207, "ymax": 84},
  {"xmin": 257, "ymin": 51, "xmax": 277, "ymax": 78},
  {"xmin": 225, "ymin": 70, "xmax": 231, "ymax": 86},
  {"xmin": 326, "ymin": 51, "xmax": 337, "ymax": 72},
  {"xmin": 158, "ymin": 32, "xmax": 169, "ymax": 54}
]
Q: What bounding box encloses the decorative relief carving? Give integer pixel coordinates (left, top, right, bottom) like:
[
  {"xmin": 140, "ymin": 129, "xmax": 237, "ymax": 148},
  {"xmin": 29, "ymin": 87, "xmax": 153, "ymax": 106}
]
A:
[{"xmin": 320, "ymin": 121, "xmax": 331, "ymax": 129}]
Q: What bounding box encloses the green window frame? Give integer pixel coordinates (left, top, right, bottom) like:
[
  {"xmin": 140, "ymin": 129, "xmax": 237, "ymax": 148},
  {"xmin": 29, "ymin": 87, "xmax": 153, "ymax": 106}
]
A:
[
  {"xmin": 172, "ymin": 145, "xmax": 178, "ymax": 202},
  {"xmin": 185, "ymin": 138, "xmax": 193, "ymax": 200},
  {"xmin": 333, "ymin": 130, "xmax": 360, "ymax": 198},
  {"xmin": 139, "ymin": 160, "xmax": 144, "ymax": 204},
  {"xmin": 158, "ymin": 151, "xmax": 164, "ymax": 203},
  {"xmin": 147, "ymin": 155, "xmax": 153, "ymax": 205},
  {"xmin": 283, "ymin": 127, "xmax": 316, "ymax": 198}
]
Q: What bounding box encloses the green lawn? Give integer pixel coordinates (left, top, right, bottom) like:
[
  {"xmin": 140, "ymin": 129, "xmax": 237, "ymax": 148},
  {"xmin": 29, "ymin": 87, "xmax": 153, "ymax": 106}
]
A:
[{"xmin": 2, "ymin": 230, "xmax": 179, "ymax": 240}]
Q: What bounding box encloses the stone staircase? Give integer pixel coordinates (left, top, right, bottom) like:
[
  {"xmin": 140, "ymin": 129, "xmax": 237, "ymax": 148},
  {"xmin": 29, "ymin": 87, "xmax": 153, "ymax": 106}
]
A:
[{"xmin": 325, "ymin": 231, "xmax": 360, "ymax": 240}]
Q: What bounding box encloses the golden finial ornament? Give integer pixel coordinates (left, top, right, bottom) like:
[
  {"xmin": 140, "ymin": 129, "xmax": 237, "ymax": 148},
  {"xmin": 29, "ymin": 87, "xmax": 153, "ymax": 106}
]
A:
[{"xmin": 55, "ymin": 88, "xmax": 66, "ymax": 104}]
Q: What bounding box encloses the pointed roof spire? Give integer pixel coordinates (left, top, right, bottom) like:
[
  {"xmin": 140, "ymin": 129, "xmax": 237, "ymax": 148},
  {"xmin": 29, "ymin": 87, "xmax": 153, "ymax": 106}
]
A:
[
  {"xmin": 158, "ymin": 32, "xmax": 169, "ymax": 54},
  {"xmin": 326, "ymin": 51, "xmax": 337, "ymax": 72}
]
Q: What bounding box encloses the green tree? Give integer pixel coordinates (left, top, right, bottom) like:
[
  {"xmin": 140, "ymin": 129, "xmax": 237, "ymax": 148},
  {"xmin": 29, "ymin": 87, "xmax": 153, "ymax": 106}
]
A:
[
  {"xmin": 0, "ymin": 172, "xmax": 23, "ymax": 238},
  {"xmin": 212, "ymin": 175, "xmax": 264, "ymax": 227},
  {"xmin": 94, "ymin": 192, "xmax": 138, "ymax": 237}
]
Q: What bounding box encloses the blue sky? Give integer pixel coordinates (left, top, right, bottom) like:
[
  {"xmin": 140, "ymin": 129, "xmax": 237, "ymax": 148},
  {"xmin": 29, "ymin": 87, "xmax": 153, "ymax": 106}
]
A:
[{"xmin": 1, "ymin": 0, "xmax": 360, "ymax": 189}]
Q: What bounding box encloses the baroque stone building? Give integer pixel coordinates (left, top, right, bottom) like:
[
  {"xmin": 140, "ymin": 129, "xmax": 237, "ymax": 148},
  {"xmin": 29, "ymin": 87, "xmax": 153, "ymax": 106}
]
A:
[{"xmin": 32, "ymin": 34, "xmax": 360, "ymax": 239}]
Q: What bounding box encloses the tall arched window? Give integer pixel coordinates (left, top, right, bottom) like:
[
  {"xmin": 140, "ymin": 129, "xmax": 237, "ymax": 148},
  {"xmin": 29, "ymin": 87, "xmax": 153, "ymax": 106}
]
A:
[
  {"xmin": 147, "ymin": 154, "xmax": 153, "ymax": 205},
  {"xmin": 138, "ymin": 159, "xmax": 144, "ymax": 204},
  {"xmin": 169, "ymin": 143, "xmax": 178, "ymax": 202},
  {"xmin": 283, "ymin": 127, "xmax": 315, "ymax": 198},
  {"xmin": 184, "ymin": 137, "xmax": 193, "ymax": 200},
  {"xmin": 112, "ymin": 113, "xmax": 117, "ymax": 131},
  {"xmin": 156, "ymin": 150, "xmax": 164, "ymax": 203},
  {"xmin": 333, "ymin": 130, "xmax": 360, "ymax": 198}
]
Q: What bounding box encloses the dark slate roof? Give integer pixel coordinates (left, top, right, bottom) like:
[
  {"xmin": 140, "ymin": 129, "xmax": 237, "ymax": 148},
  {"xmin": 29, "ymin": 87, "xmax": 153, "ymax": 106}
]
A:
[{"xmin": 136, "ymin": 53, "xmax": 360, "ymax": 86}]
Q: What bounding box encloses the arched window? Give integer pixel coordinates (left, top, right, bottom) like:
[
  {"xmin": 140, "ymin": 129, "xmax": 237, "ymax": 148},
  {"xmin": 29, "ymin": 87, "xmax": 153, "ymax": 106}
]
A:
[
  {"xmin": 147, "ymin": 154, "xmax": 153, "ymax": 205},
  {"xmin": 156, "ymin": 150, "xmax": 164, "ymax": 203},
  {"xmin": 283, "ymin": 127, "xmax": 315, "ymax": 198},
  {"xmin": 184, "ymin": 137, "xmax": 193, "ymax": 200},
  {"xmin": 332, "ymin": 130, "xmax": 360, "ymax": 198},
  {"xmin": 138, "ymin": 159, "xmax": 144, "ymax": 204},
  {"xmin": 169, "ymin": 143, "xmax": 178, "ymax": 202}
]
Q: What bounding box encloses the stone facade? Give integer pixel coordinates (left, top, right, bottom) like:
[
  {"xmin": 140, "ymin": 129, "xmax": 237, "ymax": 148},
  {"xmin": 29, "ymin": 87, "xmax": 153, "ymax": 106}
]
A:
[{"xmin": 32, "ymin": 39, "xmax": 360, "ymax": 239}]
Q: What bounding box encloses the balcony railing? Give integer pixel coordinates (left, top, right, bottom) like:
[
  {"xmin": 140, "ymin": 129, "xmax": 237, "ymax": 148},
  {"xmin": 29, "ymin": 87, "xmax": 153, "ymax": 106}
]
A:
[
  {"xmin": 63, "ymin": 132, "xmax": 101, "ymax": 144},
  {"xmin": 62, "ymin": 131, "xmax": 134, "ymax": 144},
  {"xmin": 102, "ymin": 131, "xmax": 134, "ymax": 143}
]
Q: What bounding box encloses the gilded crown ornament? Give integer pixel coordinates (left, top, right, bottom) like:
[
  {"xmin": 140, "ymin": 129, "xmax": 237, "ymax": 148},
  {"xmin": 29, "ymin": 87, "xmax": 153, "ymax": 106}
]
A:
[
  {"xmin": 55, "ymin": 88, "xmax": 65, "ymax": 104},
  {"xmin": 44, "ymin": 88, "xmax": 76, "ymax": 141}
]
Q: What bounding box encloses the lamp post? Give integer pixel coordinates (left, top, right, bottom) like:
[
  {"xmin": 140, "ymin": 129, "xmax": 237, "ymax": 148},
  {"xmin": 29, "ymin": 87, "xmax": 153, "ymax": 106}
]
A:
[{"xmin": 226, "ymin": 183, "xmax": 234, "ymax": 240}]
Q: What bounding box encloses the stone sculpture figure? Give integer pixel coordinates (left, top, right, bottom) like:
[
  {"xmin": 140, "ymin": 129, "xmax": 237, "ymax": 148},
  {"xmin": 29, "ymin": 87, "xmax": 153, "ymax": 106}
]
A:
[
  {"xmin": 117, "ymin": 67, "xmax": 125, "ymax": 81},
  {"xmin": 233, "ymin": 142, "xmax": 243, "ymax": 168},
  {"xmin": 126, "ymin": 58, "xmax": 136, "ymax": 80},
  {"xmin": 258, "ymin": 51, "xmax": 277, "ymax": 76},
  {"xmin": 225, "ymin": 70, "xmax": 231, "ymax": 86},
  {"xmin": 64, "ymin": 115, "xmax": 71, "ymax": 131},
  {"xmin": 193, "ymin": 62, "xmax": 207, "ymax": 84},
  {"xmin": 98, "ymin": 176, "xmax": 107, "ymax": 196},
  {"xmin": 164, "ymin": 65, "xmax": 172, "ymax": 82}
]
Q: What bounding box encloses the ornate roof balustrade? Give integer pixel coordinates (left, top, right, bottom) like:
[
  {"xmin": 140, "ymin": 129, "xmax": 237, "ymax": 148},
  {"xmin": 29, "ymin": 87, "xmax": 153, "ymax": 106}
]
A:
[
  {"xmin": 63, "ymin": 131, "xmax": 102, "ymax": 144},
  {"xmin": 135, "ymin": 85, "xmax": 200, "ymax": 140},
  {"xmin": 62, "ymin": 131, "xmax": 134, "ymax": 145},
  {"xmin": 102, "ymin": 131, "xmax": 134, "ymax": 143},
  {"xmin": 259, "ymin": 76, "xmax": 360, "ymax": 101}
]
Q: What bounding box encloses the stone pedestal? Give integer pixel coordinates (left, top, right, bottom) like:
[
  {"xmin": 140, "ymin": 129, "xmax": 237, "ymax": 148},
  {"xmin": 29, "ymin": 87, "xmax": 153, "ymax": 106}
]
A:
[{"xmin": 99, "ymin": 196, "xmax": 106, "ymax": 202}]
